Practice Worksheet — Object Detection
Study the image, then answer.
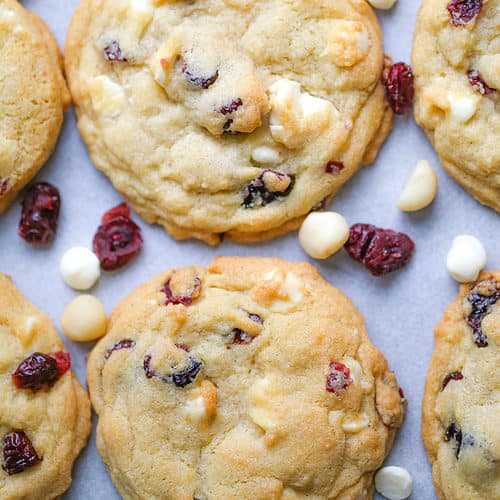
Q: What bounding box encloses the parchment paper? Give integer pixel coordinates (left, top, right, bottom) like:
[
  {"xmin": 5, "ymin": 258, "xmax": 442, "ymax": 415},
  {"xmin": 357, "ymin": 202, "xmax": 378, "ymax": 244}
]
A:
[{"xmin": 1, "ymin": 1, "xmax": 499, "ymax": 498}]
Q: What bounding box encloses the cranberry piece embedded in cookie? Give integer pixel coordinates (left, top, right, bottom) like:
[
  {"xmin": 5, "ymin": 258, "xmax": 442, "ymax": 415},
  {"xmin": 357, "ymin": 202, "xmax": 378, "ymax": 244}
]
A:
[
  {"xmin": 175, "ymin": 343, "xmax": 191, "ymax": 352},
  {"xmin": 93, "ymin": 213, "xmax": 143, "ymax": 271},
  {"xmin": 2, "ymin": 431, "xmax": 42, "ymax": 475},
  {"xmin": 0, "ymin": 178, "xmax": 10, "ymax": 196},
  {"xmin": 242, "ymin": 170, "xmax": 295, "ymax": 208},
  {"xmin": 171, "ymin": 356, "xmax": 203, "ymax": 387},
  {"xmin": 48, "ymin": 352, "xmax": 71, "ymax": 377},
  {"xmin": 104, "ymin": 339, "xmax": 136, "ymax": 360},
  {"xmin": 444, "ymin": 422, "xmax": 463, "ymax": 458},
  {"xmin": 101, "ymin": 202, "xmax": 131, "ymax": 223},
  {"xmin": 326, "ymin": 362, "xmax": 352, "ymax": 396},
  {"xmin": 325, "ymin": 161, "xmax": 345, "ymax": 174},
  {"xmin": 230, "ymin": 328, "xmax": 255, "ymax": 344},
  {"xmin": 447, "ymin": 0, "xmax": 483, "ymax": 26},
  {"xmin": 220, "ymin": 98, "xmax": 243, "ymax": 115},
  {"xmin": 18, "ymin": 182, "xmax": 61, "ymax": 245},
  {"xmin": 103, "ymin": 41, "xmax": 127, "ymax": 62},
  {"xmin": 383, "ymin": 62, "xmax": 414, "ymax": 115},
  {"xmin": 12, "ymin": 352, "xmax": 61, "ymax": 391},
  {"xmin": 182, "ymin": 62, "xmax": 219, "ymax": 89},
  {"xmin": 345, "ymin": 223, "xmax": 415, "ymax": 276},
  {"xmin": 162, "ymin": 276, "xmax": 201, "ymax": 306},
  {"xmin": 441, "ymin": 371, "xmax": 464, "ymax": 391},
  {"xmin": 468, "ymin": 69, "xmax": 495, "ymax": 95}
]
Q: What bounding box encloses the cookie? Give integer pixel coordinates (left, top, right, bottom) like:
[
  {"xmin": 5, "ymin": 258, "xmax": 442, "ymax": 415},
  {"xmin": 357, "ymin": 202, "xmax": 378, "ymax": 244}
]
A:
[
  {"xmin": 87, "ymin": 257, "xmax": 405, "ymax": 498},
  {"xmin": 422, "ymin": 271, "xmax": 500, "ymax": 500},
  {"xmin": 412, "ymin": 0, "xmax": 499, "ymax": 211},
  {"xmin": 0, "ymin": 274, "xmax": 91, "ymax": 500},
  {"xmin": 0, "ymin": 0, "xmax": 70, "ymax": 214},
  {"xmin": 65, "ymin": 0, "xmax": 392, "ymax": 245}
]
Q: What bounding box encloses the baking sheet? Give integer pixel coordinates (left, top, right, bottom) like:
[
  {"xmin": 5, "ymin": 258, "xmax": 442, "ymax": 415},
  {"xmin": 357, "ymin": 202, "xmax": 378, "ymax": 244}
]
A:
[{"xmin": 2, "ymin": 0, "xmax": 499, "ymax": 498}]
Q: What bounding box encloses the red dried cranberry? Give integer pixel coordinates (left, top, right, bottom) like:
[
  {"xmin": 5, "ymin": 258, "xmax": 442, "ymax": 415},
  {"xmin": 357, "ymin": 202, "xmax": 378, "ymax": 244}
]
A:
[
  {"xmin": 104, "ymin": 41, "xmax": 127, "ymax": 62},
  {"xmin": 384, "ymin": 62, "xmax": 415, "ymax": 115},
  {"xmin": 12, "ymin": 352, "xmax": 61, "ymax": 390},
  {"xmin": 182, "ymin": 62, "xmax": 218, "ymax": 89},
  {"xmin": 143, "ymin": 354, "xmax": 203, "ymax": 387},
  {"xmin": 231, "ymin": 329, "xmax": 255, "ymax": 344},
  {"xmin": 441, "ymin": 371, "xmax": 464, "ymax": 391},
  {"xmin": 0, "ymin": 178, "xmax": 10, "ymax": 196},
  {"xmin": 344, "ymin": 223, "xmax": 415, "ymax": 276},
  {"xmin": 143, "ymin": 354, "xmax": 155, "ymax": 378},
  {"xmin": 48, "ymin": 352, "xmax": 71, "ymax": 376},
  {"xmin": 101, "ymin": 202, "xmax": 131, "ymax": 223},
  {"xmin": 312, "ymin": 197, "xmax": 328, "ymax": 211},
  {"xmin": 162, "ymin": 277, "xmax": 201, "ymax": 306},
  {"xmin": 220, "ymin": 98, "xmax": 243, "ymax": 115},
  {"xmin": 242, "ymin": 170, "xmax": 295, "ymax": 208},
  {"xmin": 468, "ymin": 69, "xmax": 495, "ymax": 95},
  {"xmin": 104, "ymin": 339, "xmax": 136, "ymax": 360},
  {"xmin": 2, "ymin": 431, "xmax": 42, "ymax": 475},
  {"xmin": 93, "ymin": 205, "xmax": 143, "ymax": 271},
  {"xmin": 447, "ymin": 0, "xmax": 483, "ymax": 26},
  {"xmin": 325, "ymin": 161, "xmax": 345, "ymax": 174},
  {"xmin": 175, "ymin": 343, "xmax": 191, "ymax": 352},
  {"xmin": 18, "ymin": 182, "xmax": 60, "ymax": 245},
  {"xmin": 222, "ymin": 118, "xmax": 234, "ymax": 132},
  {"xmin": 444, "ymin": 422, "xmax": 463, "ymax": 458},
  {"xmin": 399, "ymin": 387, "xmax": 406, "ymax": 399},
  {"xmin": 326, "ymin": 362, "xmax": 352, "ymax": 396}
]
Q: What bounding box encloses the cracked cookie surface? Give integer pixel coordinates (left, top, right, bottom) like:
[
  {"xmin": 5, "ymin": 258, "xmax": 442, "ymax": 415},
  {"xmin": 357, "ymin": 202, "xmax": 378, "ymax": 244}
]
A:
[
  {"xmin": 422, "ymin": 271, "xmax": 500, "ymax": 500},
  {"xmin": 0, "ymin": 0, "xmax": 69, "ymax": 214},
  {"xmin": 88, "ymin": 257, "xmax": 405, "ymax": 499},
  {"xmin": 65, "ymin": 0, "xmax": 392, "ymax": 245},
  {"xmin": 0, "ymin": 274, "xmax": 91, "ymax": 500},
  {"xmin": 412, "ymin": 0, "xmax": 500, "ymax": 211}
]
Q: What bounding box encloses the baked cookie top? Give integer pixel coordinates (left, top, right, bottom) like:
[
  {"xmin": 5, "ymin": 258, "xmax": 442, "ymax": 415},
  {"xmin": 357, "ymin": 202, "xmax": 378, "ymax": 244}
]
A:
[
  {"xmin": 0, "ymin": 274, "xmax": 91, "ymax": 500},
  {"xmin": 65, "ymin": 0, "xmax": 392, "ymax": 245},
  {"xmin": 88, "ymin": 257, "xmax": 405, "ymax": 499},
  {"xmin": 0, "ymin": 0, "xmax": 70, "ymax": 214},
  {"xmin": 412, "ymin": 0, "xmax": 499, "ymax": 211},
  {"xmin": 422, "ymin": 271, "xmax": 500, "ymax": 500}
]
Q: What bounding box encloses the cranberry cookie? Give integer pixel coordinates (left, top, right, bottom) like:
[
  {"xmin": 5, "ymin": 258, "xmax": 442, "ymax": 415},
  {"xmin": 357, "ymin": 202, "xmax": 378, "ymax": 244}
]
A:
[
  {"xmin": 65, "ymin": 0, "xmax": 392, "ymax": 245},
  {"xmin": 0, "ymin": 274, "xmax": 91, "ymax": 499},
  {"xmin": 87, "ymin": 257, "xmax": 405, "ymax": 498},
  {"xmin": 422, "ymin": 272, "xmax": 500, "ymax": 500},
  {"xmin": 0, "ymin": 0, "xmax": 70, "ymax": 214},
  {"xmin": 412, "ymin": 0, "xmax": 499, "ymax": 211}
]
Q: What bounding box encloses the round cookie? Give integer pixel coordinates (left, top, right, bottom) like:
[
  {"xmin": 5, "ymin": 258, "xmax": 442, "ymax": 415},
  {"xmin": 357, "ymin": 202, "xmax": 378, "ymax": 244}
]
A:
[
  {"xmin": 65, "ymin": 0, "xmax": 392, "ymax": 245},
  {"xmin": 0, "ymin": 274, "xmax": 91, "ymax": 500},
  {"xmin": 422, "ymin": 271, "xmax": 500, "ymax": 500},
  {"xmin": 87, "ymin": 257, "xmax": 405, "ymax": 499},
  {"xmin": 412, "ymin": 0, "xmax": 500, "ymax": 211},
  {"xmin": 0, "ymin": 0, "xmax": 70, "ymax": 214}
]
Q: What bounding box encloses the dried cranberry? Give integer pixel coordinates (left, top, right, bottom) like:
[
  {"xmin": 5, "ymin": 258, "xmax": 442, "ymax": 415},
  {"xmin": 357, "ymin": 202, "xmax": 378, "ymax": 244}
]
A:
[
  {"xmin": 441, "ymin": 371, "xmax": 463, "ymax": 391},
  {"xmin": 468, "ymin": 69, "xmax": 495, "ymax": 95},
  {"xmin": 48, "ymin": 352, "xmax": 71, "ymax": 376},
  {"xmin": 399, "ymin": 387, "xmax": 406, "ymax": 399},
  {"xmin": 222, "ymin": 119, "xmax": 233, "ymax": 131},
  {"xmin": 12, "ymin": 353, "xmax": 60, "ymax": 390},
  {"xmin": 464, "ymin": 281, "xmax": 500, "ymax": 347},
  {"xmin": 220, "ymin": 98, "xmax": 243, "ymax": 115},
  {"xmin": 93, "ymin": 205, "xmax": 143, "ymax": 271},
  {"xmin": 444, "ymin": 422, "xmax": 463, "ymax": 458},
  {"xmin": 175, "ymin": 343, "xmax": 190, "ymax": 352},
  {"xmin": 104, "ymin": 41, "xmax": 127, "ymax": 62},
  {"xmin": 344, "ymin": 223, "xmax": 415, "ymax": 276},
  {"xmin": 143, "ymin": 354, "xmax": 155, "ymax": 379},
  {"xmin": 326, "ymin": 362, "xmax": 352, "ymax": 396},
  {"xmin": 18, "ymin": 182, "xmax": 60, "ymax": 245},
  {"xmin": 230, "ymin": 329, "xmax": 255, "ymax": 344},
  {"xmin": 2, "ymin": 431, "xmax": 42, "ymax": 475},
  {"xmin": 447, "ymin": 0, "xmax": 483, "ymax": 26},
  {"xmin": 162, "ymin": 277, "xmax": 201, "ymax": 306},
  {"xmin": 242, "ymin": 170, "xmax": 295, "ymax": 208},
  {"xmin": 104, "ymin": 339, "xmax": 136, "ymax": 360},
  {"xmin": 143, "ymin": 354, "xmax": 203, "ymax": 387},
  {"xmin": 312, "ymin": 197, "xmax": 328, "ymax": 211},
  {"xmin": 0, "ymin": 178, "xmax": 10, "ymax": 196},
  {"xmin": 182, "ymin": 63, "xmax": 218, "ymax": 89},
  {"xmin": 325, "ymin": 161, "xmax": 345, "ymax": 174},
  {"xmin": 384, "ymin": 62, "xmax": 414, "ymax": 115}
]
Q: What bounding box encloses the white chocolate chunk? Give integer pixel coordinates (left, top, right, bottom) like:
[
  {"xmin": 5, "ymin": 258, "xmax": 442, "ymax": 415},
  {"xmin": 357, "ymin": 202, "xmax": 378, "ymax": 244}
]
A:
[
  {"xmin": 185, "ymin": 396, "xmax": 207, "ymax": 422},
  {"xmin": 367, "ymin": 0, "xmax": 397, "ymax": 9},
  {"xmin": 128, "ymin": 0, "xmax": 154, "ymax": 38},
  {"xmin": 375, "ymin": 466, "xmax": 413, "ymax": 499},
  {"xmin": 89, "ymin": 76, "xmax": 126, "ymax": 116},
  {"xmin": 60, "ymin": 295, "xmax": 108, "ymax": 342},
  {"xmin": 249, "ymin": 376, "xmax": 283, "ymax": 437},
  {"xmin": 342, "ymin": 415, "xmax": 369, "ymax": 433},
  {"xmin": 397, "ymin": 160, "xmax": 438, "ymax": 212},
  {"xmin": 446, "ymin": 235, "xmax": 487, "ymax": 283},
  {"xmin": 60, "ymin": 247, "xmax": 101, "ymax": 290},
  {"xmin": 15, "ymin": 316, "xmax": 37, "ymax": 346},
  {"xmin": 327, "ymin": 20, "xmax": 371, "ymax": 67},
  {"xmin": 447, "ymin": 92, "xmax": 479, "ymax": 122},
  {"xmin": 299, "ymin": 212, "xmax": 350, "ymax": 259},
  {"xmin": 266, "ymin": 272, "xmax": 303, "ymax": 312},
  {"xmin": 251, "ymin": 146, "xmax": 283, "ymax": 165}
]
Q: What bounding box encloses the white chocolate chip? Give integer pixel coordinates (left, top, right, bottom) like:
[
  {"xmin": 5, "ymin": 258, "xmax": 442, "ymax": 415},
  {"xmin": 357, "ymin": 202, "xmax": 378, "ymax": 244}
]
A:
[
  {"xmin": 184, "ymin": 396, "xmax": 207, "ymax": 423},
  {"xmin": 251, "ymin": 146, "xmax": 283, "ymax": 165},
  {"xmin": 397, "ymin": 160, "xmax": 438, "ymax": 212},
  {"xmin": 367, "ymin": 0, "xmax": 397, "ymax": 9},
  {"xmin": 342, "ymin": 415, "xmax": 369, "ymax": 433},
  {"xmin": 60, "ymin": 247, "xmax": 101, "ymax": 291},
  {"xmin": 299, "ymin": 212, "xmax": 350, "ymax": 259},
  {"xmin": 447, "ymin": 92, "xmax": 479, "ymax": 122},
  {"xmin": 446, "ymin": 235, "xmax": 487, "ymax": 283},
  {"xmin": 89, "ymin": 76, "xmax": 126, "ymax": 116},
  {"xmin": 60, "ymin": 295, "xmax": 108, "ymax": 342},
  {"xmin": 375, "ymin": 466, "xmax": 413, "ymax": 499}
]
